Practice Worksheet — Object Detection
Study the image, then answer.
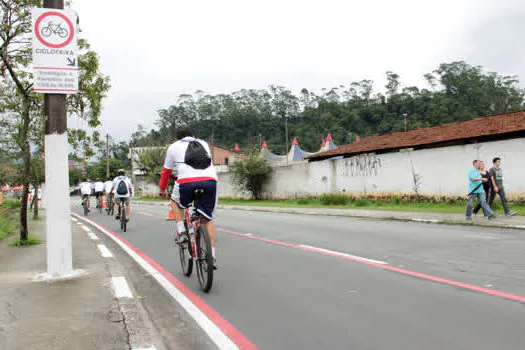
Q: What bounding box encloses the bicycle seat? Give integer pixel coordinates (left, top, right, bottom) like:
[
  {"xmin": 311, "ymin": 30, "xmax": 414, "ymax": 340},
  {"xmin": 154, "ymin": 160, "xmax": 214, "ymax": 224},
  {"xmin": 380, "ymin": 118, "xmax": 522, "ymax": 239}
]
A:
[{"xmin": 193, "ymin": 188, "xmax": 205, "ymax": 196}]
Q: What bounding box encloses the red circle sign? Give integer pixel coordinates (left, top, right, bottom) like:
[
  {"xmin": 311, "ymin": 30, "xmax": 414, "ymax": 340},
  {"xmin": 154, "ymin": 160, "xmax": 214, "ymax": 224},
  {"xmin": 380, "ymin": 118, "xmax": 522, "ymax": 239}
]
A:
[{"xmin": 34, "ymin": 11, "xmax": 74, "ymax": 49}]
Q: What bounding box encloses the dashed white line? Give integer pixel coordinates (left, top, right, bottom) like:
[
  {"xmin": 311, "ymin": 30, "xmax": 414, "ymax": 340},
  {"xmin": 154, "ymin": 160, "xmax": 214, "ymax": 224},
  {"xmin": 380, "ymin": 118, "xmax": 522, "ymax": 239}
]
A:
[
  {"xmin": 133, "ymin": 347, "xmax": 156, "ymax": 350},
  {"xmin": 86, "ymin": 231, "xmax": 99, "ymax": 240},
  {"xmin": 81, "ymin": 225, "xmax": 92, "ymax": 232},
  {"xmin": 111, "ymin": 276, "xmax": 133, "ymax": 298},
  {"xmin": 245, "ymin": 233, "xmax": 253, "ymax": 236},
  {"xmin": 97, "ymin": 244, "xmax": 113, "ymax": 258},
  {"xmin": 71, "ymin": 217, "xmax": 78, "ymax": 222},
  {"xmin": 299, "ymin": 245, "xmax": 388, "ymax": 265}
]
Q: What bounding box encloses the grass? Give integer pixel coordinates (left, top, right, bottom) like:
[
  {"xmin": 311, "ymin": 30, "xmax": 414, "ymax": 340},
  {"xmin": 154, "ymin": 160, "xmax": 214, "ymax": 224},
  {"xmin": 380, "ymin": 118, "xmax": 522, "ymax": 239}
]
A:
[
  {"xmin": 2, "ymin": 199, "xmax": 21, "ymax": 209},
  {"xmin": 0, "ymin": 208, "xmax": 17, "ymax": 241},
  {"xmin": 136, "ymin": 196, "xmax": 165, "ymax": 201},
  {"xmin": 218, "ymin": 197, "xmax": 525, "ymax": 216},
  {"xmin": 11, "ymin": 235, "xmax": 41, "ymax": 246}
]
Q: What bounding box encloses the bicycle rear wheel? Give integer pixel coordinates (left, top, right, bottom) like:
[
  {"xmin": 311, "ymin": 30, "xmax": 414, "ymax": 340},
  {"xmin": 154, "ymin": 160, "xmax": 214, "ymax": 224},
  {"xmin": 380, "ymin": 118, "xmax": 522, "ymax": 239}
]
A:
[
  {"xmin": 83, "ymin": 199, "xmax": 88, "ymax": 216},
  {"xmin": 196, "ymin": 225, "xmax": 213, "ymax": 293},
  {"xmin": 120, "ymin": 205, "xmax": 127, "ymax": 232},
  {"xmin": 178, "ymin": 230, "xmax": 193, "ymax": 277}
]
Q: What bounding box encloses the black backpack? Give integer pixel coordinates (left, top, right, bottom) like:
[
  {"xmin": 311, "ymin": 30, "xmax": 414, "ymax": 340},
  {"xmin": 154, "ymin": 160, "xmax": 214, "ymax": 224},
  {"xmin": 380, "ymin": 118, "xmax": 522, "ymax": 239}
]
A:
[
  {"xmin": 116, "ymin": 179, "xmax": 128, "ymax": 195},
  {"xmin": 184, "ymin": 140, "xmax": 211, "ymax": 169}
]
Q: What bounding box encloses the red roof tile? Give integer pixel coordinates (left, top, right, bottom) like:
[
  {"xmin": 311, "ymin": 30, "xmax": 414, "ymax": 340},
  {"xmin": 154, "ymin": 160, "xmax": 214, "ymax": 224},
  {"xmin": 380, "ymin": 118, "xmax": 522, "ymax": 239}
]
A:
[{"xmin": 307, "ymin": 110, "xmax": 525, "ymax": 160}]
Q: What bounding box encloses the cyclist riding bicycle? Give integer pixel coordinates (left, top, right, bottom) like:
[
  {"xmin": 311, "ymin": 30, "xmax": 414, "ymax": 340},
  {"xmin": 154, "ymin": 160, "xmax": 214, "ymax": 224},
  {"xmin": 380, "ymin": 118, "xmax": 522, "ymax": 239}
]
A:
[
  {"xmin": 94, "ymin": 178, "xmax": 105, "ymax": 208},
  {"xmin": 111, "ymin": 169, "xmax": 133, "ymax": 222},
  {"xmin": 104, "ymin": 177, "xmax": 113, "ymax": 200},
  {"xmin": 79, "ymin": 178, "xmax": 93, "ymax": 212},
  {"xmin": 159, "ymin": 127, "xmax": 218, "ymax": 268}
]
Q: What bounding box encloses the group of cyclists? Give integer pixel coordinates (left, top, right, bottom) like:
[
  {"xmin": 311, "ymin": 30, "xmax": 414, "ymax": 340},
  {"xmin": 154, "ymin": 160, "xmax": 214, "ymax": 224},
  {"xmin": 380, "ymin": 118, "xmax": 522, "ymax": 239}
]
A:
[
  {"xmin": 78, "ymin": 127, "xmax": 218, "ymax": 270},
  {"xmin": 78, "ymin": 169, "xmax": 133, "ymax": 222}
]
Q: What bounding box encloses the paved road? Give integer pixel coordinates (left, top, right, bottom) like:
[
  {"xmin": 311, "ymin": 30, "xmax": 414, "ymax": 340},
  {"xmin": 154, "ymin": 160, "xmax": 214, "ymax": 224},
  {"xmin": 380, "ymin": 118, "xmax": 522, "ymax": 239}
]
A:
[{"xmin": 73, "ymin": 202, "xmax": 525, "ymax": 350}]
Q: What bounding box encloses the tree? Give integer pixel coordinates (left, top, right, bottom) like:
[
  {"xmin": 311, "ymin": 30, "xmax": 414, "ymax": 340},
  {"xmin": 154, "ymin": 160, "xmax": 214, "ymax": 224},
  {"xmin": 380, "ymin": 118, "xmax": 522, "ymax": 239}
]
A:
[
  {"xmin": 136, "ymin": 148, "xmax": 166, "ymax": 183},
  {"xmin": 29, "ymin": 156, "xmax": 44, "ymax": 219},
  {"xmin": 230, "ymin": 155, "xmax": 272, "ymax": 200},
  {"xmin": 1, "ymin": 1, "xmax": 110, "ymax": 241},
  {"xmin": 0, "ymin": 0, "xmax": 42, "ymax": 240}
]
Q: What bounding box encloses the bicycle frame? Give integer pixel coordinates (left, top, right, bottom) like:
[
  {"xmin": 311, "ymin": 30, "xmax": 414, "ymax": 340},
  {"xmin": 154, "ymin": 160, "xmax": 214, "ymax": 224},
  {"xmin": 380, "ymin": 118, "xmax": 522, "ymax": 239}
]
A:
[{"xmin": 184, "ymin": 203, "xmax": 203, "ymax": 258}]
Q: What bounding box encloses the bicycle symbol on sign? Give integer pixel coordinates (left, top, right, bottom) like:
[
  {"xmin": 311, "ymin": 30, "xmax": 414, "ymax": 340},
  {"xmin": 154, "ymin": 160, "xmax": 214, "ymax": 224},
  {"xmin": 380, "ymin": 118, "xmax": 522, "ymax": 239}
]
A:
[{"xmin": 40, "ymin": 21, "xmax": 69, "ymax": 39}]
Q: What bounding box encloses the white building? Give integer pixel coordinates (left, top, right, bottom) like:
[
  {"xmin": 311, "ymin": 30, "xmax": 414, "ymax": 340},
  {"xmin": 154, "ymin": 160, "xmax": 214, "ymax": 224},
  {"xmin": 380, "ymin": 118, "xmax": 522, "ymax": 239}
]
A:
[{"xmin": 218, "ymin": 110, "xmax": 525, "ymax": 199}]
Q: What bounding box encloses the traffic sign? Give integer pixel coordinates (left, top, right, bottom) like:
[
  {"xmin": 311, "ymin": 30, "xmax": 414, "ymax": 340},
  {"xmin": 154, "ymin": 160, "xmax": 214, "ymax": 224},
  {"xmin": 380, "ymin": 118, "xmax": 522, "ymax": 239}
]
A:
[{"xmin": 32, "ymin": 8, "xmax": 78, "ymax": 94}]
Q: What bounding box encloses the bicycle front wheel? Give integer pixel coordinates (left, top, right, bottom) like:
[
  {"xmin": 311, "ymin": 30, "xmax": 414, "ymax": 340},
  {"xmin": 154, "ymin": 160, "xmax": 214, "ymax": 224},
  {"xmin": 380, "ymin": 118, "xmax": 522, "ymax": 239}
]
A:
[
  {"xmin": 83, "ymin": 200, "xmax": 88, "ymax": 216},
  {"xmin": 196, "ymin": 225, "xmax": 213, "ymax": 293}
]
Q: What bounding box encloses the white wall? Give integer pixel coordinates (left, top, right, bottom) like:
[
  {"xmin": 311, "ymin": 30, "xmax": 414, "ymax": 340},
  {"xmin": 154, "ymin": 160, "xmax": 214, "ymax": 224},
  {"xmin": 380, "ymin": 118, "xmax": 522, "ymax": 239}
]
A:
[{"xmin": 217, "ymin": 137, "xmax": 525, "ymax": 199}]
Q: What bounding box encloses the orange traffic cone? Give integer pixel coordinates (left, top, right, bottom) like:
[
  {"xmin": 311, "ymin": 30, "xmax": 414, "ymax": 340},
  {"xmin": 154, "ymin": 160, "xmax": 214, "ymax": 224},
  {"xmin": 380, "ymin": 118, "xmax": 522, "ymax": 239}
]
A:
[
  {"xmin": 102, "ymin": 199, "xmax": 107, "ymax": 208},
  {"xmin": 166, "ymin": 206, "xmax": 175, "ymax": 221}
]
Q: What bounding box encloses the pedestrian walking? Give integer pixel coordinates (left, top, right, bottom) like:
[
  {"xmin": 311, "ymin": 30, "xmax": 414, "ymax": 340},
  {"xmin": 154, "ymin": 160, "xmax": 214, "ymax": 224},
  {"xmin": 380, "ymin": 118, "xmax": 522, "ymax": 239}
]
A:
[
  {"xmin": 466, "ymin": 160, "xmax": 496, "ymax": 220},
  {"xmin": 473, "ymin": 161, "xmax": 492, "ymax": 215},
  {"xmin": 488, "ymin": 157, "xmax": 516, "ymax": 216}
]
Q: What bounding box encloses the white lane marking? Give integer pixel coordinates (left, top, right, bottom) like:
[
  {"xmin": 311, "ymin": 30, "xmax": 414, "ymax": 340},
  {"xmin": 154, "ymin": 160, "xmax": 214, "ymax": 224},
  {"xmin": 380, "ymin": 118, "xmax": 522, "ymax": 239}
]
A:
[
  {"xmin": 111, "ymin": 276, "xmax": 133, "ymax": 298},
  {"xmin": 300, "ymin": 245, "xmax": 388, "ymax": 265},
  {"xmin": 245, "ymin": 233, "xmax": 253, "ymax": 236},
  {"xmin": 97, "ymin": 244, "xmax": 113, "ymax": 258},
  {"xmin": 513, "ymin": 225, "xmax": 525, "ymax": 229},
  {"xmin": 133, "ymin": 347, "xmax": 156, "ymax": 350},
  {"xmin": 73, "ymin": 214, "xmax": 239, "ymax": 350},
  {"xmin": 86, "ymin": 231, "xmax": 99, "ymax": 240},
  {"xmin": 81, "ymin": 225, "xmax": 92, "ymax": 232},
  {"xmin": 412, "ymin": 218, "xmax": 439, "ymax": 223},
  {"xmin": 71, "ymin": 217, "xmax": 78, "ymax": 222},
  {"xmin": 463, "ymin": 234, "xmax": 496, "ymax": 240}
]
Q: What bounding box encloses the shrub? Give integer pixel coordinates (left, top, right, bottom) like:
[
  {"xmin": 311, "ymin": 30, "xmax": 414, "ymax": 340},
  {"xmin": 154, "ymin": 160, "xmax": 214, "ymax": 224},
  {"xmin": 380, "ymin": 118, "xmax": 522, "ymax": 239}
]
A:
[
  {"xmin": 297, "ymin": 198, "xmax": 310, "ymax": 205},
  {"xmin": 319, "ymin": 194, "xmax": 349, "ymax": 206},
  {"xmin": 230, "ymin": 155, "xmax": 272, "ymax": 200},
  {"xmin": 391, "ymin": 196, "xmax": 402, "ymax": 205},
  {"xmin": 355, "ymin": 198, "xmax": 370, "ymax": 207},
  {"xmin": 2, "ymin": 199, "xmax": 21, "ymax": 209}
]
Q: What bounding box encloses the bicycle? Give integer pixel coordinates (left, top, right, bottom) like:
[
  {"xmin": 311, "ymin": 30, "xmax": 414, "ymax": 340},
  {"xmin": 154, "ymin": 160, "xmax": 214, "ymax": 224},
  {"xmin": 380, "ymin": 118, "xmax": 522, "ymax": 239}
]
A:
[
  {"xmin": 97, "ymin": 195, "xmax": 103, "ymax": 214},
  {"xmin": 40, "ymin": 21, "xmax": 69, "ymax": 38},
  {"xmin": 81, "ymin": 195, "xmax": 89, "ymax": 216},
  {"xmin": 116, "ymin": 198, "xmax": 127, "ymax": 232},
  {"xmin": 177, "ymin": 189, "xmax": 214, "ymax": 293},
  {"xmin": 106, "ymin": 195, "xmax": 114, "ymax": 216}
]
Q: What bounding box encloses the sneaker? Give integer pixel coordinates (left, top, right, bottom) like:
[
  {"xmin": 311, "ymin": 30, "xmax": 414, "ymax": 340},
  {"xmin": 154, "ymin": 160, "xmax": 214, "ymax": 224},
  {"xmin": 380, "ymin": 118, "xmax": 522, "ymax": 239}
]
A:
[
  {"xmin": 115, "ymin": 214, "xmax": 120, "ymax": 220},
  {"xmin": 488, "ymin": 215, "xmax": 497, "ymax": 220},
  {"xmin": 506, "ymin": 211, "xmax": 516, "ymax": 216}
]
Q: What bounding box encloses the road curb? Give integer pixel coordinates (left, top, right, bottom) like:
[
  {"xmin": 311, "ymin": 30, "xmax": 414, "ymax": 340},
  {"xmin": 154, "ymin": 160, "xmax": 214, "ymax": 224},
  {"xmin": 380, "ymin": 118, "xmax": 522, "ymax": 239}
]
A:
[{"xmin": 216, "ymin": 205, "xmax": 525, "ymax": 231}]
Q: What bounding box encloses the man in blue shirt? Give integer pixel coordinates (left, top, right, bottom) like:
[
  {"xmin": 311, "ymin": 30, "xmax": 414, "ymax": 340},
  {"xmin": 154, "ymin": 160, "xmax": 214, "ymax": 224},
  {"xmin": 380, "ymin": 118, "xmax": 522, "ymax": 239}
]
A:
[{"xmin": 466, "ymin": 160, "xmax": 496, "ymax": 220}]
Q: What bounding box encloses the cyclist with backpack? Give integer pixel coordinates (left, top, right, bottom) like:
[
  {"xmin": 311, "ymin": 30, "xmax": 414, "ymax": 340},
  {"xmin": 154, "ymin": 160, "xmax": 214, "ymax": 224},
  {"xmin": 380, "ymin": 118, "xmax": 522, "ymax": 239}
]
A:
[
  {"xmin": 158, "ymin": 127, "xmax": 218, "ymax": 268},
  {"xmin": 111, "ymin": 169, "xmax": 133, "ymax": 222}
]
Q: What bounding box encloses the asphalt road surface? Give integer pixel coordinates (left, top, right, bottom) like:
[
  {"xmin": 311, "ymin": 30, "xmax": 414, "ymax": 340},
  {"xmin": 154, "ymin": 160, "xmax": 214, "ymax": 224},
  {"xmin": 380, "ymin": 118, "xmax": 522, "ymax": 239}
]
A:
[{"xmin": 73, "ymin": 201, "xmax": 525, "ymax": 350}]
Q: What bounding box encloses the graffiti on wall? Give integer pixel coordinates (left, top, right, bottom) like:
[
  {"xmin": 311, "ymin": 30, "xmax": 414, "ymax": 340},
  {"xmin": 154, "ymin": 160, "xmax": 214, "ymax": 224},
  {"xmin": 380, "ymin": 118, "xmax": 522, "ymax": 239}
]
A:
[{"xmin": 340, "ymin": 153, "xmax": 383, "ymax": 177}]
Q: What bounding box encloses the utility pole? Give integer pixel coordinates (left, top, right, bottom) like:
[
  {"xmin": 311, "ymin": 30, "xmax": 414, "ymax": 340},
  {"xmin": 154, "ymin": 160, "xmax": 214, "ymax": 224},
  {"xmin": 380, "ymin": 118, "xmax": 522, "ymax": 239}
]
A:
[
  {"xmin": 106, "ymin": 133, "xmax": 109, "ymax": 178},
  {"xmin": 43, "ymin": 0, "xmax": 72, "ymax": 276},
  {"xmin": 284, "ymin": 113, "xmax": 289, "ymax": 165},
  {"xmin": 403, "ymin": 113, "xmax": 408, "ymax": 132}
]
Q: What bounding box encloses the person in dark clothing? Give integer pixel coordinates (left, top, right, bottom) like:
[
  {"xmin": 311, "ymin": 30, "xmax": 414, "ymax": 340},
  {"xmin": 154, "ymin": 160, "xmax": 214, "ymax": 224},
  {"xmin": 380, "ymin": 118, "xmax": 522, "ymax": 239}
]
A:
[
  {"xmin": 488, "ymin": 157, "xmax": 516, "ymax": 216},
  {"xmin": 473, "ymin": 161, "xmax": 492, "ymax": 215}
]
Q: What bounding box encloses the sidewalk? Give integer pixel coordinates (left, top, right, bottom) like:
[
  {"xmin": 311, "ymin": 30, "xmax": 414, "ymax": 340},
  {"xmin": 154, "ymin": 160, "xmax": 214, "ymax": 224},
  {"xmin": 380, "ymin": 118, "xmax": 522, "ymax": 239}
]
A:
[
  {"xmin": 0, "ymin": 215, "xmax": 159, "ymax": 350},
  {"xmin": 132, "ymin": 199, "xmax": 525, "ymax": 230},
  {"xmin": 215, "ymin": 205, "xmax": 525, "ymax": 231}
]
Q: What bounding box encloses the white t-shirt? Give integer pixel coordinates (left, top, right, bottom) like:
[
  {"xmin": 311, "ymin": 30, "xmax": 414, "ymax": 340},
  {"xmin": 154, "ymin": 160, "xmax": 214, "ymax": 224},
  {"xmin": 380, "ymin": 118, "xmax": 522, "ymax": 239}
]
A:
[
  {"xmin": 79, "ymin": 182, "xmax": 92, "ymax": 195},
  {"xmin": 112, "ymin": 176, "xmax": 133, "ymax": 198},
  {"xmin": 163, "ymin": 137, "xmax": 217, "ymax": 184},
  {"xmin": 94, "ymin": 181, "xmax": 105, "ymax": 192},
  {"xmin": 104, "ymin": 181, "xmax": 113, "ymax": 193}
]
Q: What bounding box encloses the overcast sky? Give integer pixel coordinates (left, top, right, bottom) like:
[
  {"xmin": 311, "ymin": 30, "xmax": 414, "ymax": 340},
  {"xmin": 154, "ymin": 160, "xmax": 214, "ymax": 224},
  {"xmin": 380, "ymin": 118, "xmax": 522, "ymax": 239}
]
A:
[{"xmin": 72, "ymin": 0, "xmax": 525, "ymax": 141}]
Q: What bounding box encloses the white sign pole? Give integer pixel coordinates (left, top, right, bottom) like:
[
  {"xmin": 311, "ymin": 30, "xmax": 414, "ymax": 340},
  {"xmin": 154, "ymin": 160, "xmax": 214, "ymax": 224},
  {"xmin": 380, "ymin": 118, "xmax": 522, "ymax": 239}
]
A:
[{"xmin": 34, "ymin": 2, "xmax": 77, "ymax": 277}]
